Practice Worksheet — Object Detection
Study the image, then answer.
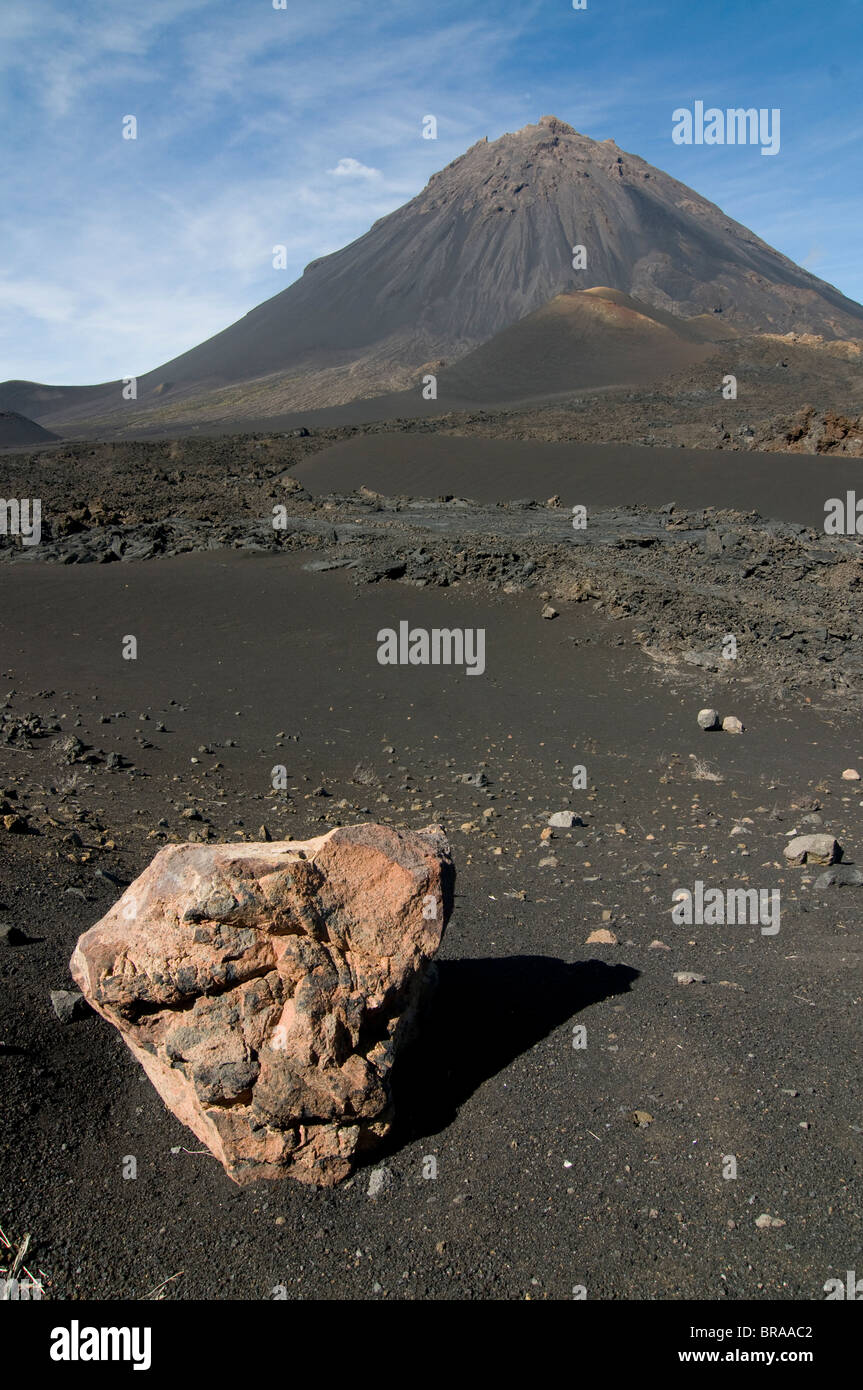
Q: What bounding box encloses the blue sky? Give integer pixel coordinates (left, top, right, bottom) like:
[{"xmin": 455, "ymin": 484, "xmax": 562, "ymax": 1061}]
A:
[{"xmin": 2, "ymin": 0, "xmax": 861, "ymax": 384}]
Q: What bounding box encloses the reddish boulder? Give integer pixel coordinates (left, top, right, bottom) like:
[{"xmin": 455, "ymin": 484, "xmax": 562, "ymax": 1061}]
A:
[{"xmin": 70, "ymin": 823, "xmax": 454, "ymax": 1185}]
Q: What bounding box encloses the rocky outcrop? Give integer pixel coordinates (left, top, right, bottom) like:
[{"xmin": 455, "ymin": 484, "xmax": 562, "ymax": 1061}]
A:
[
  {"xmin": 762, "ymin": 405, "xmax": 863, "ymax": 456},
  {"xmin": 70, "ymin": 824, "xmax": 454, "ymax": 1185}
]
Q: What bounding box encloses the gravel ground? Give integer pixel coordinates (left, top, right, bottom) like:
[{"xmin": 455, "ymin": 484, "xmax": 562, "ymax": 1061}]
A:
[{"xmin": 1, "ymin": 551, "xmax": 861, "ymax": 1301}]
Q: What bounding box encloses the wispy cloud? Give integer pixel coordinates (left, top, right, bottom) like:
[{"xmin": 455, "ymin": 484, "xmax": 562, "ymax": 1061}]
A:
[
  {"xmin": 327, "ymin": 158, "xmax": 382, "ymax": 180},
  {"xmin": 1, "ymin": 0, "xmax": 860, "ymax": 383}
]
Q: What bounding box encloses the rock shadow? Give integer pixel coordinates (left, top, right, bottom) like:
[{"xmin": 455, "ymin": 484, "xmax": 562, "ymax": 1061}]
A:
[{"xmin": 383, "ymin": 954, "xmax": 639, "ymax": 1151}]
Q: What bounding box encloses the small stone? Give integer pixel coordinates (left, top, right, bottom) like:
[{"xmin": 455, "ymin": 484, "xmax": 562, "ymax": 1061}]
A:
[
  {"xmin": 722, "ymin": 716, "xmax": 744, "ymax": 734},
  {"xmin": 648, "ymin": 939, "xmax": 670, "ymax": 950},
  {"xmin": 548, "ymin": 811, "xmax": 583, "ymax": 828},
  {"xmin": 755, "ymin": 1213, "xmax": 785, "ymax": 1229},
  {"xmin": 813, "ymin": 865, "xmax": 863, "ymax": 890},
  {"xmin": 674, "ymin": 971, "xmax": 705, "ymax": 985},
  {"xmin": 2, "ymin": 814, "xmax": 28, "ymax": 833},
  {"xmin": 841, "ymin": 769, "xmax": 860, "ymax": 781},
  {"xmin": 50, "ymin": 989, "xmax": 87, "ymax": 1024},
  {"xmin": 538, "ymin": 856, "xmax": 558, "ymax": 868},
  {"xmin": 367, "ymin": 1166, "xmax": 393, "ymax": 1198},
  {"xmin": 257, "ymin": 825, "xmax": 272, "ymax": 842},
  {"xmin": 53, "ymin": 734, "xmax": 85, "ymax": 763},
  {"xmin": 541, "ymin": 605, "xmax": 558, "ymax": 620},
  {"xmin": 586, "ymin": 928, "xmax": 617, "ymax": 945},
  {"xmin": 784, "ymin": 834, "xmax": 841, "ymax": 866},
  {"xmin": 697, "ymin": 708, "xmax": 720, "ymax": 731},
  {"xmin": 630, "ymin": 1110, "xmax": 653, "ymax": 1127}
]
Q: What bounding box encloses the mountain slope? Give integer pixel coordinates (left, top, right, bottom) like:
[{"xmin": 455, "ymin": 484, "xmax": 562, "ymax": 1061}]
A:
[
  {"xmin": 434, "ymin": 286, "xmax": 726, "ymax": 406},
  {"xmin": 0, "ymin": 411, "xmax": 60, "ymax": 448},
  {"xmin": 5, "ymin": 115, "xmax": 862, "ymax": 430}
]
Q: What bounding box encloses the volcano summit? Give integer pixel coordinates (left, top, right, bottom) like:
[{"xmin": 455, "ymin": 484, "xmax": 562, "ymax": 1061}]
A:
[{"xmin": 3, "ymin": 115, "xmax": 862, "ymax": 433}]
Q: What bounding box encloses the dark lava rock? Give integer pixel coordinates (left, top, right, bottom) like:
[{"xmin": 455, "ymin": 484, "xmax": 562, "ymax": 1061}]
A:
[
  {"xmin": 813, "ymin": 865, "xmax": 863, "ymax": 890},
  {"xmin": 50, "ymin": 990, "xmax": 88, "ymax": 1024},
  {"xmin": 1, "ymin": 924, "xmax": 29, "ymax": 945}
]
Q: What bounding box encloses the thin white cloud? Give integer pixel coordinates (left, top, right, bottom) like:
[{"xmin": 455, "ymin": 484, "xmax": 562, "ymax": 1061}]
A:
[
  {"xmin": 1, "ymin": 0, "xmax": 859, "ymax": 384},
  {"xmin": 327, "ymin": 158, "xmax": 382, "ymax": 179}
]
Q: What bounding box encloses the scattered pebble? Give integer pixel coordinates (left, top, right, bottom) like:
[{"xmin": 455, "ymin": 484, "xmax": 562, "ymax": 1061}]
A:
[
  {"xmin": 50, "ymin": 989, "xmax": 87, "ymax": 1024},
  {"xmin": 367, "ymin": 1166, "xmax": 393, "ymax": 1198},
  {"xmin": 784, "ymin": 833, "xmax": 841, "ymax": 866},
  {"xmin": 813, "ymin": 865, "xmax": 863, "ymax": 890}
]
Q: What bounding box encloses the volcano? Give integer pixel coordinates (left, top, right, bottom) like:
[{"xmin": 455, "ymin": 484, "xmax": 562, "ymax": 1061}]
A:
[{"xmin": 4, "ymin": 115, "xmax": 862, "ymax": 432}]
